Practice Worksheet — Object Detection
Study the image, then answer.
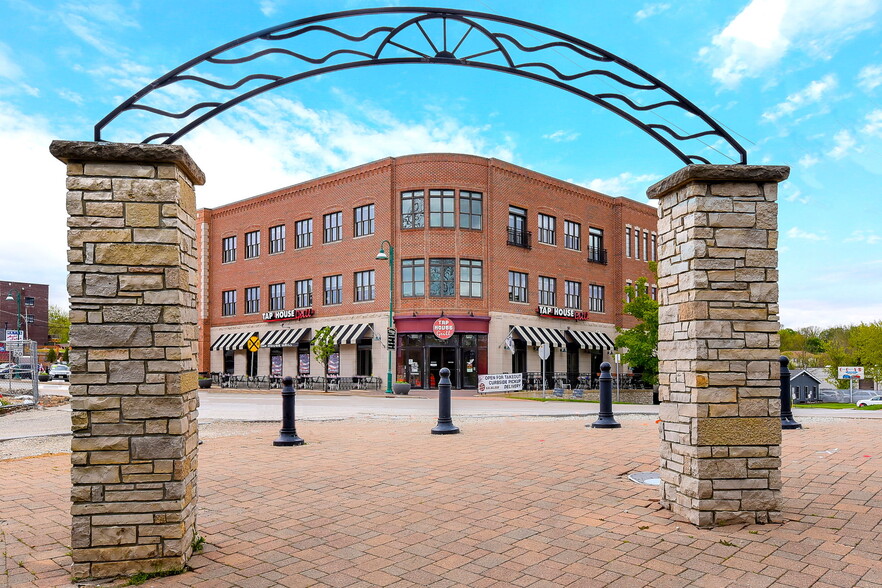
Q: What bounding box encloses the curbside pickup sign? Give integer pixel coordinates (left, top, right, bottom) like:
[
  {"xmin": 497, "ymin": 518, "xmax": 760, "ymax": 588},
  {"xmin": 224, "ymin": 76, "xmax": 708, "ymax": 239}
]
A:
[
  {"xmin": 838, "ymin": 366, "xmax": 864, "ymax": 380},
  {"xmin": 477, "ymin": 373, "xmax": 523, "ymax": 394}
]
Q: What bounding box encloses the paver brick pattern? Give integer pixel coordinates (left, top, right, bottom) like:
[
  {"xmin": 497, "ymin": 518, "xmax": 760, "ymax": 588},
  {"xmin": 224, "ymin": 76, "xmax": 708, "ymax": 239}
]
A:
[{"xmin": 2, "ymin": 417, "xmax": 881, "ymax": 587}]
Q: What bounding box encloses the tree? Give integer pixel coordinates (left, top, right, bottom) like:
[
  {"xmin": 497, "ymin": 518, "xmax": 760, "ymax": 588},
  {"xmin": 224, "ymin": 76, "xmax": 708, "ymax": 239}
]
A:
[
  {"xmin": 310, "ymin": 326, "xmax": 337, "ymax": 393},
  {"xmin": 614, "ymin": 275, "xmax": 659, "ymax": 386},
  {"xmin": 48, "ymin": 305, "xmax": 70, "ymax": 344},
  {"xmin": 46, "ymin": 348, "xmax": 57, "ymax": 364}
]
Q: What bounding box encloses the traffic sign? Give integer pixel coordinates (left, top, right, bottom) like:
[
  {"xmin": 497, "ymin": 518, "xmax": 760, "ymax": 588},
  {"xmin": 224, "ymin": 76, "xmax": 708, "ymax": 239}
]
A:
[
  {"xmin": 387, "ymin": 327, "xmax": 396, "ymax": 350},
  {"xmin": 246, "ymin": 335, "xmax": 261, "ymax": 352},
  {"xmin": 538, "ymin": 343, "xmax": 550, "ymax": 360}
]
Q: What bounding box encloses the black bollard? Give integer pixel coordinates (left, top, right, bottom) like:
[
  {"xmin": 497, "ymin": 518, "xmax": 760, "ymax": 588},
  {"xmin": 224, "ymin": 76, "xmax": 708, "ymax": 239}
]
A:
[
  {"xmin": 431, "ymin": 367, "xmax": 460, "ymax": 435},
  {"xmin": 779, "ymin": 356, "xmax": 802, "ymax": 430},
  {"xmin": 273, "ymin": 376, "xmax": 305, "ymax": 446},
  {"xmin": 590, "ymin": 362, "xmax": 621, "ymax": 429}
]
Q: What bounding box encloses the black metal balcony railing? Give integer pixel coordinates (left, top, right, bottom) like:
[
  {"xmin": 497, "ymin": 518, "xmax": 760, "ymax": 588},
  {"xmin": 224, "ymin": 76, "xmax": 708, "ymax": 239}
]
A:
[
  {"xmin": 507, "ymin": 227, "xmax": 532, "ymax": 249},
  {"xmin": 587, "ymin": 247, "xmax": 608, "ymax": 265}
]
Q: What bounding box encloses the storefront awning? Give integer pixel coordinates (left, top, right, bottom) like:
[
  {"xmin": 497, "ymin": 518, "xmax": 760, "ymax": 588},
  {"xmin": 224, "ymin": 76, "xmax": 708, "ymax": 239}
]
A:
[
  {"xmin": 512, "ymin": 325, "xmax": 568, "ymax": 348},
  {"xmin": 567, "ymin": 329, "xmax": 616, "ymax": 351},
  {"xmin": 261, "ymin": 327, "xmax": 310, "ymax": 348},
  {"xmin": 326, "ymin": 323, "xmax": 373, "ymax": 345},
  {"xmin": 209, "ymin": 331, "xmax": 256, "ymax": 351}
]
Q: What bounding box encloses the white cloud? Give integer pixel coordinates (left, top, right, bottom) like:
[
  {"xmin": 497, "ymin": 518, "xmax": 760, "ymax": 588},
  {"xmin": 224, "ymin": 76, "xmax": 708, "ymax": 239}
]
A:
[
  {"xmin": 798, "ymin": 154, "xmax": 819, "ymax": 167},
  {"xmin": 826, "ymin": 129, "xmax": 857, "ymax": 159},
  {"xmin": 700, "ymin": 0, "xmax": 881, "ymax": 89},
  {"xmin": 542, "ymin": 130, "xmax": 580, "ymax": 142},
  {"xmin": 635, "ymin": 3, "xmax": 671, "ymax": 21},
  {"xmin": 786, "ymin": 226, "xmax": 826, "ymax": 241},
  {"xmin": 861, "ymin": 109, "xmax": 882, "ymax": 136},
  {"xmin": 844, "ymin": 230, "xmax": 882, "ymax": 244},
  {"xmin": 578, "ymin": 172, "xmax": 661, "ymax": 199},
  {"xmin": 761, "ymin": 74, "xmax": 837, "ymax": 122},
  {"xmin": 783, "ymin": 188, "xmax": 810, "ymax": 204},
  {"xmin": 0, "ymin": 43, "xmax": 40, "ymax": 98},
  {"xmin": 259, "ymin": 1, "xmax": 280, "ymax": 16},
  {"xmin": 857, "ymin": 63, "xmax": 882, "ymax": 91}
]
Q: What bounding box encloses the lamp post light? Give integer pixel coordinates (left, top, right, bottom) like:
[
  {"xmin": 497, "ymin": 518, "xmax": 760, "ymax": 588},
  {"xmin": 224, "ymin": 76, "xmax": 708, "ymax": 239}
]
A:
[
  {"xmin": 5, "ymin": 289, "xmax": 24, "ymax": 338},
  {"xmin": 376, "ymin": 240, "xmax": 395, "ymax": 395}
]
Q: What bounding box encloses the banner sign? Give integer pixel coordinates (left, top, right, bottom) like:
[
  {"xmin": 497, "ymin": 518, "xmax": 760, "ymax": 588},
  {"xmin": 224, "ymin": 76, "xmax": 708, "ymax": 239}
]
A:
[
  {"xmin": 477, "ymin": 372, "xmax": 523, "ymax": 394},
  {"xmin": 262, "ymin": 308, "xmax": 314, "ymax": 322},
  {"xmin": 838, "ymin": 366, "xmax": 864, "ymax": 380},
  {"xmin": 536, "ymin": 305, "xmax": 588, "ymax": 320}
]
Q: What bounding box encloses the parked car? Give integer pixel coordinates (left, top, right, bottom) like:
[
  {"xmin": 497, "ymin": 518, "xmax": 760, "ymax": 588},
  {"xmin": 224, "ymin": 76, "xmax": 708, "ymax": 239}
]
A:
[
  {"xmin": 857, "ymin": 395, "xmax": 882, "ymax": 408},
  {"xmin": 0, "ymin": 362, "xmax": 13, "ymax": 376},
  {"xmin": 9, "ymin": 364, "xmax": 35, "ymax": 379},
  {"xmin": 48, "ymin": 364, "xmax": 71, "ymax": 381}
]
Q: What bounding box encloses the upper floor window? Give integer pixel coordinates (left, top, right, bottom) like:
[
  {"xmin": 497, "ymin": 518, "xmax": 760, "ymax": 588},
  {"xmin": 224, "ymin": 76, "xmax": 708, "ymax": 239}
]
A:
[
  {"xmin": 625, "ymin": 280, "xmax": 633, "ymax": 304},
  {"xmin": 459, "ymin": 191, "xmax": 483, "ymax": 230},
  {"xmin": 222, "ymin": 236, "xmax": 237, "ymax": 263},
  {"xmin": 651, "ymin": 233, "xmax": 658, "ymax": 261},
  {"xmin": 459, "ymin": 259, "xmax": 483, "ymax": 298},
  {"xmin": 625, "ymin": 226, "xmax": 632, "ymax": 257},
  {"xmin": 588, "ymin": 227, "xmax": 607, "ymax": 264},
  {"xmin": 295, "ymin": 218, "xmax": 312, "ymax": 249},
  {"xmin": 564, "ymin": 220, "xmax": 581, "ymax": 251},
  {"xmin": 538, "ymin": 276, "xmax": 556, "ymax": 306},
  {"xmin": 634, "ymin": 227, "xmax": 641, "ymax": 260},
  {"xmin": 269, "ymin": 283, "xmax": 285, "ymax": 311},
  {"xmin": 401, "ymin": 190, "xmax": 425, "ymax": 229},
  {"xmin": 324, "ymin": 211, "xmax": 342, "ymax": 243},
  {"xmin": 429, "ymin": 258, "xmax": 455, "ymax": 297},
  {"xmin": 429, "ymin": 189, "xmax": 455, "ymax": 228},
  {"xmin": 354, "ymin": 270, "xmax": 375, "ymax": 302},
  {"xmin": 590, "ymin": 284, "xmax": 605, "ymax": 313},
  {"xmin": 507, "ymin": 205, "xmax": 530, "ymax": 248},
  {"xmin": 295, "ymin": 279, "xmax": 312, "ymax": 308},
  {"xmin": 651, "ymin": 285, "xmax": 658, "ymax": 300},
  {"xmin": 538, "ymin": 214, "xmax": 556, "ymax": 245},
  {"xmin": 269, "ymin": 224, "xmax": 285, "ymax": 254},
  {"xmin": 245, "ymin": 286, "xmax": 260, "ymax": 314},
  {"xmin": 509, "ymin": 271, "xmax": 528, "ymax": 303},
  {"xmin": 323, "ymin": 275, "xmax": 342, "ymax": 305},
  {"xmin": 643, "ymin": 230, "xmax": 649, "ymax": 262},
  {"xmin": 354, "ymin": 204, "xmax": 374, "ymax": 238},
  {"xmin": 565, "ymin": 280, "xmax": 581, "ymax": 309},
  {"xmin": 245, "ymin": 230, "xmax": 260, "ymax": 259},
  {"xmin": 402, "ymin": 259, "xmax": 425, "ymax": 297},
  {"xmin": 222, "ymin": 290, "xmax": 236, "ymax": 316}
]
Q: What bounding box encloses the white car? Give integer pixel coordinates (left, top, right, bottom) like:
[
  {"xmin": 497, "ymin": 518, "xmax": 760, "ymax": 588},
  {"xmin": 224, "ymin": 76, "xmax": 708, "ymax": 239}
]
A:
[
  {"xmin": 856, "ymin": 395, "xmax": 882, "ymax": 408},
  {"xmin": 48, "ymin": 364, "xmax": 71, "ymax": 381}
]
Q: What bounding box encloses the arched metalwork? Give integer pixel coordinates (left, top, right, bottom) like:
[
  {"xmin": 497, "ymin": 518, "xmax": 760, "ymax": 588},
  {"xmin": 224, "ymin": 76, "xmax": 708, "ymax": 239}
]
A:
[{"xmin": 94, "ymin": 7, "xmax": 747, "ymax": 165}]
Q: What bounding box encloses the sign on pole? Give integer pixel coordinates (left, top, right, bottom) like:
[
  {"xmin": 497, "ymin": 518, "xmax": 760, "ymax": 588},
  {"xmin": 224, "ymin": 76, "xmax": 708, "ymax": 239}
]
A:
[
  {"xmin": 538, "ymin": 343, "xmax": 550, "ymax": 360},
  {"xmin": 838, "ymin": 366, "xmax": 864, "ymax": 380}
]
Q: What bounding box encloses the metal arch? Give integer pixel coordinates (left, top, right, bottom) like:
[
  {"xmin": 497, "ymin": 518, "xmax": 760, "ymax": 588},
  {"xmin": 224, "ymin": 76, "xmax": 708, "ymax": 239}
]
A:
[{"xmin": 93, "ymin": 7, "xmax": 747, "ymax": 165}]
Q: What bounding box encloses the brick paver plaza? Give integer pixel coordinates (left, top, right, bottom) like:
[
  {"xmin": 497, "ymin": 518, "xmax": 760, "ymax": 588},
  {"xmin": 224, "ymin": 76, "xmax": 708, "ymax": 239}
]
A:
[{"xmin": 2, "ymin": 415, "xmax": 881, "ymax": 587}]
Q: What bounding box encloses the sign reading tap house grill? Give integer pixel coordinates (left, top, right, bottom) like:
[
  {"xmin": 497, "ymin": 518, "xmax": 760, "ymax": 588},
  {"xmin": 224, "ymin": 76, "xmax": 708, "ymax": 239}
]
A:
[
  {"xmin": 262, "ymin": 308, "xmax": 315, "ymax": 322},
  {"xmin": 536, "ymin": 305, "xmax": 588, "ymax": 320}
]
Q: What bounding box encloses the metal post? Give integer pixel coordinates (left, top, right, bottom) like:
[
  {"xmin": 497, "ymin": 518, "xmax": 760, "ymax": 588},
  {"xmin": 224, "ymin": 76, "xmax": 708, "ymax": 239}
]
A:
[
  {"xmin": 273, "ymin": 376, "xmax": 305, "ymax": 446},
  {"xmin": 779, "ymin": 356, "xmax": 801, "ymax": 430},
  {"xmin": 431, "ymin": 367, "xmax": 460, "ymax": 434},
  {"xmin": 590, "ymin": 362, "xmax": 620, "ymax": 429},
  {"xmin": 376, "ymin": 241, "xmax": 395, "ymax": 395}
]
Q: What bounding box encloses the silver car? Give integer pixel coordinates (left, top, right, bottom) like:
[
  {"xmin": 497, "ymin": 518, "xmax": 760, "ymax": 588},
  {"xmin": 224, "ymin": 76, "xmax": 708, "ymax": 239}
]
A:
[
  {"xmin": 857, "ymin": 395, "xmax": 882, "ymax": 408},
  {"xmin": 48, "ymin": 363, "xmax": 71, "ymax": 381}
]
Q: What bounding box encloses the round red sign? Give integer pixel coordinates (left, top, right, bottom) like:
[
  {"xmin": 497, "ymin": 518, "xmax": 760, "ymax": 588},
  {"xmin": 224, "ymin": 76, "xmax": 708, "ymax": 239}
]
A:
[{"xmin": 432, "ymin": 317, "xmax": 455, "ymax": 340}]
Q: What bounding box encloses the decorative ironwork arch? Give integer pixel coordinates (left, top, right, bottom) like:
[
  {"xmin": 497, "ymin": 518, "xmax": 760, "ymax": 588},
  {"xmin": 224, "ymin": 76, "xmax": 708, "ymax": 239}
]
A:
[{"xmin": 95, "ymin": 7, "xmax": 747, "ymax": 165}]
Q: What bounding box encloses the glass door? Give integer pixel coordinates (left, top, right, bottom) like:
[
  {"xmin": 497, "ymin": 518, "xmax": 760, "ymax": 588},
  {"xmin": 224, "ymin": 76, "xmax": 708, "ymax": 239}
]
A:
[{"xmin": 428, "ymin": 347, "xmax": 457, "ymax": 389}]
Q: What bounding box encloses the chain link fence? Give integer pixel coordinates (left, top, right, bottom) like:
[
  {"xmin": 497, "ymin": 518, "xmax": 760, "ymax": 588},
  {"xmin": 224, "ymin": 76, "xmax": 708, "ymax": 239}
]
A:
[{"xmin": 0, "ymin": 339, "xmax": 39, "ymax": 406}]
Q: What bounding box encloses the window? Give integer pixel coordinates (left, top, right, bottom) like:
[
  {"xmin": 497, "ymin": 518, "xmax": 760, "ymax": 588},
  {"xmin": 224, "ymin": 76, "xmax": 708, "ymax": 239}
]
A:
[
  {"xmin": 402, "ymin": 259, "xmax": 425, "ymax": 297},
  {"xmin": 323, "ymin": 275, "xmax": 342, "ymax": 305},
  {"xmin": 295, "ymin": 279, "xmax": 312, "ymax": 308},
  {"xmin": 429, "ymin": 189, "xmax": 455, "ymax": 228},
  {"xmin": 401, "ymin": 190, "xmax": 425, "ymax": 229},
  {"xmin": 222, "ymin": 236, "xmax": 237, "ymax": 263},
  {"xmin": 625, "ymin": 227, "xmax": 632, "ymax": 257},
  {"xmin": 565, "ymin": 280, "xmax": 581, "ymax": 309},
  {"xmin": 634, "ymin": 227, "xmax": 641, "ymax": 260},
  {"xmin": 354, "ymin": 270, "xmax": 375, "ymax": 302},
  {"xmin": 651, "ymin": 233, "xmax": 657, "ymax": 261},
  {"xmin": 353, "ymin": 204, "xmax": 374, "ymax": 237},
  {"xmin": 429, "ymin": 258, "xmax": 455, "ymax": 297},
  {"xmin": 564, "ymin": 220, "xmax": 580, "ymax": 250},
  {"xmin": 245, "ymin": 230, "xmax": 260, "ymax": 259},
  {"xmin": 590, "ymin": 284, "xmax": 605, "ymax": 313},
  {"xmin": 459, "ymin": 259, "xmax": 483, "ymax": 298},
  {"xmin": 245, "ymin": 286, "xmax": 260, "ymax": 314},
  {"xmin": 222, "ymin": 290, "xmax": 236, "ymax": 316},
  {"xmin": 588, "ymin": 227, "xmax": 606, "ymax": 264},
  {"xmin": 508, "ymin": 206, "xmax": 530, "ymax": 248},
  {"xmin": 538, "ymin": 213, "xmax": 556, "ymax": 245},
  {"xmin": 269, "ymin": 283, "xmax": 285, "ymax": 311},
  {"xmin": 625, "ymin": 280, "xmax": 632, "ymax": 303},
  {"xmin": 324, "ymin": 211, "xmax": 342, "ymax": 243},
  {"xmin": 509, "ymin": 271, "xmax": 528, "ymax": 303},
  {"xmin": 459, "ymin": 191, "xmax": 482, "ymax": 229},
  {"xmin": 538, "ymin": 276, "xmax": 556, "ymax": 306},
  {"xmin": 651, "ymin": 285, "xmax": 658, "ymax": 301},
  {"xmin": 643, "ymin": 230, "xmax": 649, "ymax": 261},
  {"xmin": 268, "ymin": 225, "xmax": 285, "ymax": 254},
  {"xmin": 295, "ymin": 219, "xmax": 312, "ymax": 249}
]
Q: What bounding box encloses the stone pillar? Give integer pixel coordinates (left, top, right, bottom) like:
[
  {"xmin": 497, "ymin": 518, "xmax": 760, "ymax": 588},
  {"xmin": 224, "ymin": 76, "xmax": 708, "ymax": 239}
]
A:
[
  {"xmin": 647, "ymin": 165, "xmax": 789, "ymax": 528},
  {"xmin": 50, "ymin": 141, "xmax": 205, "ymax": 579}
]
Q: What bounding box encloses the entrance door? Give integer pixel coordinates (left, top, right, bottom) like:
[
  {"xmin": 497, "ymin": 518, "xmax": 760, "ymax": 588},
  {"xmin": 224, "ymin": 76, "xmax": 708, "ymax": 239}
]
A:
[{"xmin": 428, "ymin": 347, "xmax": 457, "ymax": 389}]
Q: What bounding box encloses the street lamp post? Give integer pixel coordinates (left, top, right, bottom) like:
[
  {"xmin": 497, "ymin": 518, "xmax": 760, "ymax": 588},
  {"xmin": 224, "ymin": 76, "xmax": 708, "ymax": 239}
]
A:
[
  {"xmin": 5, "ymin": 289, "xmax": 23, "ymax": 338},
  {"xmin": 376, "ymin": 241, "xmax": 395, "ymax": 395}
]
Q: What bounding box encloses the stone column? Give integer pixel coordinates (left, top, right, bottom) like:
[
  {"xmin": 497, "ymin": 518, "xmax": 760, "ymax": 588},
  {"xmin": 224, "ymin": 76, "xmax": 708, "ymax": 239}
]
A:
[
  {"xmin": 50, "ymin": 141, "xmax": 205, "ymax": 579},
  {"xmin": 647, "ymin": 165, "xmax": 789, "ymax": 528}
]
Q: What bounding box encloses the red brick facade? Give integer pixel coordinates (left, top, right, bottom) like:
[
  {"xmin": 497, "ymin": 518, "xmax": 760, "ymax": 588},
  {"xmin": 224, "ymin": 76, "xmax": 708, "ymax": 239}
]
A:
[
  {"xmin": 197, "ymin": 154, "xmax": 657, "ymax": 389},
  {"xmin": 0, "ymin": 280, "xmax": 50, "ymax": 347}
]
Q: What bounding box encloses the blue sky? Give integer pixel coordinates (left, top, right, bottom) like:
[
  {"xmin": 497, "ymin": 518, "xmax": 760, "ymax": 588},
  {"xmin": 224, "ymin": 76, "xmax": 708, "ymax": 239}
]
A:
[{"xmin": 1, "ymin": 0, "xmax": 880, "ymax": 329}]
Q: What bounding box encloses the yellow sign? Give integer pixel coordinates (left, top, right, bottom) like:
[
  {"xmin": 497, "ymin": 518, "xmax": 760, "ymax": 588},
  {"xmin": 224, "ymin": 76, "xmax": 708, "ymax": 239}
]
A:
[{"xmin": 246, "ymin": 335, "xmax": 261, "ymax": 352}]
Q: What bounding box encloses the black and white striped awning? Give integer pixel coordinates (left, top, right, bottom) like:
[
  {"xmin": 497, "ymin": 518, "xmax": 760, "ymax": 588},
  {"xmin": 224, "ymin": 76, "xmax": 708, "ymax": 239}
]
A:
[
  {"xmin": 261, "ymin": 327, "xmax": 309, "ymax": 348},
  {"xmin": 326, "ymin": 323, "xmax": 373, "ymax": 345},
  {"xmin": 209, "ymin": 331, "xmax": 256, "ymax": 351},
  {"xmin": 567, "ymin": 329, "xmax": 616, "ymax": 351},
  {"xmin": 512, "ymin": 325, "xmax": 568, "ymax": 348}
]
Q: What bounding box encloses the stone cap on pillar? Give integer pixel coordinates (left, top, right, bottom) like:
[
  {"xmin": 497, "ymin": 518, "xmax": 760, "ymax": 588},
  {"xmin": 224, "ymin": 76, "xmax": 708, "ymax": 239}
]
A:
[
  {"xmin": 647, "ymin": 164, "xmax": 790, "ymax": 200},
  {"xmin": 50, "ymin": 140, "xmax": 206, "ymax": 186}
]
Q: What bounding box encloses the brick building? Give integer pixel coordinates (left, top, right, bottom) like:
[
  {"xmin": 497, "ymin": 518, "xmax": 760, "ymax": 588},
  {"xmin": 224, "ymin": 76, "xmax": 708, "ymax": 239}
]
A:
[
  {"xmin": 196, "ymin": 154, "xmax": 657, "ymax": 390},
  {"xmin": 0, "ymin": 280, "xmax": 50, "ymax": 347}
]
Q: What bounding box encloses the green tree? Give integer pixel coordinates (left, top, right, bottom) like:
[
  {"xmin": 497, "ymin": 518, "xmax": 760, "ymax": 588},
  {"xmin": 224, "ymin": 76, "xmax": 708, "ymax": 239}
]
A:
[
  {"xmin": 614, "ymin": 276, "xmax": 659, "ymax": 386},
  {"xmin": 47, "ymin": 305, "xmax": 70, "ymax": 344},
  {"xmin": 310, "ymin": 326, "xmax": 337, "ymax": 393},
  {"xmin": 46, "ymin": 348, "xmax": 57, "ymax": 364}
]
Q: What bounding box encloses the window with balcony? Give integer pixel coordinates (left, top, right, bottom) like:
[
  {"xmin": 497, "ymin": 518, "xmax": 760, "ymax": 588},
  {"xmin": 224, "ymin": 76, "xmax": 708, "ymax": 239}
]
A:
[
  {"xmin": 401, "ymin": 190, "xmax": 425, "ymax": 229},
  {"xmin": 538, "ymin": 213, "xmax": 556, "ymax": 245},
  {"xmin": 222, "ymin": 290, "xmax": 236, "ymax": 316},
  {"xmin": 402, "ymin": 259, "xmax": 425, "ymax": 297},
  {"xmin": 507, "ymin": 206, "xmax": 530, "ymax": 248},
  {"xmin": 222, "ymin": 236, "xmax": 237, "ymax": 263},
  {"xmin": 269, "ymin": 224, "xmax": 285, "ymax": 254},
  {"xmin": 429, "ymin": 258, "xmax": 455, "ymax": 297},
  {"xmin": 295, "ymin": 279, "xmax": 312, "ymax": 308},
  {"xmin": 323, "ymin": 275, "xmax": 342, "ymax": 305},
  {"xmin": 459, "ymin": 191, "xmax": 482, "ymax": 230},
  {"xmin": 354, "ymin": 204, "xmax": 374, "ymax": 237},
  {"xmin": 295, "ymin": 219, "xmax": 312, "ymax": 249},
  {"xmin": 245, "ymin": 230, "xmax": 260, "ymax": 259},
  {"xmin": 245, "ymin": 286, "xmax": 260, "ymax": 314},
  {"xmin": 324, "ymin": 211, "xmax": 342, "ymax": 243},
  {"xmin": 565, "ymin": 280, "xmax": 581, "ymax": 309},
  {"xmin": 538, "ymin": 276, "xmax": 556, "ymax": 306},
  {"xmin": 269, "ymin": 283, "xmax": 285, "ymax": 311},
  {"xmin": 429, "ymin": 189, "xmax": 455, "ymax": 228},
  {"xmin": 354, "ymin": 270, "xmax": 375, "ymax": 302},
  {"xmin": 459, "ymin": 259, "xmax": 483, "ymax": 298},
  {"xmin": 588, "ymin": 227, "xmax": 607, "ymax": 264},
  {"xmin": 589, "ymin": 284, "xmax": 605, "ymax": 313},
  {"xmin": 564, "ymin": 220, "xmax": 580, "ymax": 250},
  {"xmin": 509, "ymin": 271, "xmax": 528, "ymax": 303}
]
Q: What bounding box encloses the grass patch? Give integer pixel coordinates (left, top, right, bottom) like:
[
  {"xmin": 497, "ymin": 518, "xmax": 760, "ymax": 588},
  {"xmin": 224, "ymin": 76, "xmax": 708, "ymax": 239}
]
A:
[
  {"xmin": 794, "ymin": 402, "xmax": 882, "ymax": 410},
  {"xmin": 126, "ymin": 568, "xmax": 187, "ymax": 586},
  {"xmin": 857, "ymin": 404, "xmax": 882, "ymax": 410}
]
